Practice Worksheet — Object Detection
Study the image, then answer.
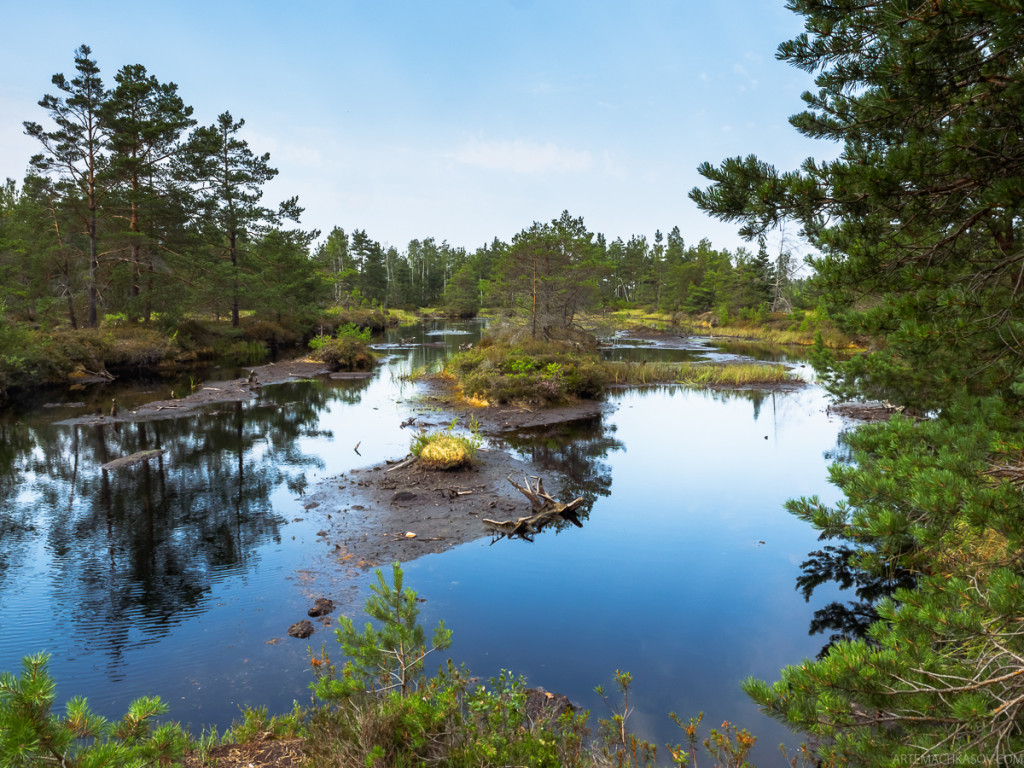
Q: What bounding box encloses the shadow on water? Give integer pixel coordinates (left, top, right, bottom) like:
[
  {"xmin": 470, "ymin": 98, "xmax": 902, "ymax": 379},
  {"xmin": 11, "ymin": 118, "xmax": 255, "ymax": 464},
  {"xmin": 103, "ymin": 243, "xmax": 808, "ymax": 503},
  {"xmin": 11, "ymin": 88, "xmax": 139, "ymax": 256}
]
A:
[{"xmin": 797, "ymin": 428, "xmax": 917, "ymax": 658}]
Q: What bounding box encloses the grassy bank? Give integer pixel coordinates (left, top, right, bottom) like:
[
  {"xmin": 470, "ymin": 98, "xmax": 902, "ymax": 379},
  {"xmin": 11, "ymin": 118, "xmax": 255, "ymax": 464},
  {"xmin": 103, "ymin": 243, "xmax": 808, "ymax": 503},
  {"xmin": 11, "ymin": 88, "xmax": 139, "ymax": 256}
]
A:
[
  {"xmin": 603, "ymin": 360, "xmax": 794, "ymax": 388},
  {"xmin": 0, "ymin": 308, "xmax": 407, "ymax": 404},
  {"xmin": 596, "ymin": 308, "xmax": 860, "ymax": 349}
]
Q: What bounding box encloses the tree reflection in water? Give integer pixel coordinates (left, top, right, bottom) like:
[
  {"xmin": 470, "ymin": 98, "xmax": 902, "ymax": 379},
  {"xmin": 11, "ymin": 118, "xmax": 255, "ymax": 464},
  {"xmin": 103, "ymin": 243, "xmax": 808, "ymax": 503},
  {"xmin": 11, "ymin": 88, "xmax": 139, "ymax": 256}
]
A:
[
  {"xmin": 493, "ymin": 415, "xmax": 624, "ymax": 534},
  {"xmin": 0, "ymin": 376, "xmax": 371, "ymax": 666},
  {"xmin": 797, "ymin": 429, "xmax": 916, "ymax": 658}
]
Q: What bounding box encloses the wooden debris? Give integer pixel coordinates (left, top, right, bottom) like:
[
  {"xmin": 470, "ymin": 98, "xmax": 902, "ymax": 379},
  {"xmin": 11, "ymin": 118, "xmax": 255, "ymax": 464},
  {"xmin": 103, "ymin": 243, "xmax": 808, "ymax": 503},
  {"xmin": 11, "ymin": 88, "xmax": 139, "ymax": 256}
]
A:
[
  {"xmin": 385, "ymin": 455, "xmax": 418, "ymax": 473},
  {"xmin": 101, "ymin": 449, "xmax": 165, "ymax": 471},
  {"xmin": 482, "ymin": 474, "xmax": 584, "ymax": 541}
]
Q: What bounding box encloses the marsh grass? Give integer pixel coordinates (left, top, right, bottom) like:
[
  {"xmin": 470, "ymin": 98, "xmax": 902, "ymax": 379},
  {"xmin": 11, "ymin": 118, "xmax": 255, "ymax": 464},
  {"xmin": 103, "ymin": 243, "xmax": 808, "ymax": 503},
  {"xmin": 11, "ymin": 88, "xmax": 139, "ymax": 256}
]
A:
[
  {"xmin": 603, "ymin": 360, "xmax": 795, "ymax": 387},
  {"xmin": 692, "ymin": 323, "xmax": 857, "ymax": 348}
]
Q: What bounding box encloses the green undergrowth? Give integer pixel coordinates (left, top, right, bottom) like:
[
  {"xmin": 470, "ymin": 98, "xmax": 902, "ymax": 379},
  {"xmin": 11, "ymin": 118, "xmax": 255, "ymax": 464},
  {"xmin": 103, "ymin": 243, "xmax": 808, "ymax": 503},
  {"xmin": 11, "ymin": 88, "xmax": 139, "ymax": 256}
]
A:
[
  {"xmin": 308, "ymin": 322, "xmax": 376, "ymax": 371},
  {"xmin": 444, "ymin": 339, "xmax": 608, "ymax": 406}
]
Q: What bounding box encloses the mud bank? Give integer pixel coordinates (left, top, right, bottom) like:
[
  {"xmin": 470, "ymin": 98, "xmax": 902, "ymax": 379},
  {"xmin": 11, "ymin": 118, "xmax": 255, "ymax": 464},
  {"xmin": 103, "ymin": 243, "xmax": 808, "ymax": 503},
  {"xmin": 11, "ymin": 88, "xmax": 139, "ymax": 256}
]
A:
[{"xmin": 56, "ymin": 359, "xmax": 349, "ymax": 425}]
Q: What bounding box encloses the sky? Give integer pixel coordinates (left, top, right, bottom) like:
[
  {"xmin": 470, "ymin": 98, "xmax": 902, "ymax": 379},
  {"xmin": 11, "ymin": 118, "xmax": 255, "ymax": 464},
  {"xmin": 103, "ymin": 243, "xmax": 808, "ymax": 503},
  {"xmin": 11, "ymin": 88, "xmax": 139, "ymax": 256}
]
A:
[{"xmin": 0, "ymin": 0, "xmax": 837, "ymax": 256}]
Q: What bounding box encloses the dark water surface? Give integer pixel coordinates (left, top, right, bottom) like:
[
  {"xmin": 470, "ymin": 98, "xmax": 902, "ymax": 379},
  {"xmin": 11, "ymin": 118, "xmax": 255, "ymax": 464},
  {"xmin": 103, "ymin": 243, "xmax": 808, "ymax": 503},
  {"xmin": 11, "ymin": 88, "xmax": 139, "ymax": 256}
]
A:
[{"xmin": 0, "ymin": 323, "xmax": 849, "ymax": 762}]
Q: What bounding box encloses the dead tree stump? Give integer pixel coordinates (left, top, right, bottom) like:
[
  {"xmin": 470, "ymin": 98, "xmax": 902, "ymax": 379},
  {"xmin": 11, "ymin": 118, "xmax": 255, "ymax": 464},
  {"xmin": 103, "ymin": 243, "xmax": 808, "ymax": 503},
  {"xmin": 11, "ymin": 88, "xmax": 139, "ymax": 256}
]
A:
[{"xmin": 482, "ymin": 474, "xmax": 584, "ymax": 541}]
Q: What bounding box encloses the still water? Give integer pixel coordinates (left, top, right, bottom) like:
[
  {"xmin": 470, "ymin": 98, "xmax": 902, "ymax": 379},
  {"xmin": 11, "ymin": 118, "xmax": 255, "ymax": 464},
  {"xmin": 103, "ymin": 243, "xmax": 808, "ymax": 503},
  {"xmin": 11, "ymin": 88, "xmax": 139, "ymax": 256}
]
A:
[{"xmin": 0, "ymin": 323, "xmax": 849, "ymax": 761}]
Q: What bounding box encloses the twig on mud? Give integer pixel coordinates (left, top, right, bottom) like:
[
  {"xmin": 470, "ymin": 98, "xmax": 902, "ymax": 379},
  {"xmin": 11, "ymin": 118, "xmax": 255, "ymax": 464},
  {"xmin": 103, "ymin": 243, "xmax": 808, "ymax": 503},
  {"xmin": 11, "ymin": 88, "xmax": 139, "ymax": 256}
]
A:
[{"xmin": 386, "ymin": 456, "xmax": 417, "ymax": 473}]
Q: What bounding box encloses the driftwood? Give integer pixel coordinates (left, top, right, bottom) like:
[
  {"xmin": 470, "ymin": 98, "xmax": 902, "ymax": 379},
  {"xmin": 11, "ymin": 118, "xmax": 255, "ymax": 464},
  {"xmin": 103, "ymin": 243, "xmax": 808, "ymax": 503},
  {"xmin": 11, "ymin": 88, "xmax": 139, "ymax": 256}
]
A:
[
  {"xmin": 385, "ymin": 455, "xmax": 417, "ymax": 473},
  {"xmin": 482, "ymin": 474, "xmax": 584, "ymax": 541},
  {"xmin": 101, "ymin": 449, "xmax": 165, "ymax": 471}
]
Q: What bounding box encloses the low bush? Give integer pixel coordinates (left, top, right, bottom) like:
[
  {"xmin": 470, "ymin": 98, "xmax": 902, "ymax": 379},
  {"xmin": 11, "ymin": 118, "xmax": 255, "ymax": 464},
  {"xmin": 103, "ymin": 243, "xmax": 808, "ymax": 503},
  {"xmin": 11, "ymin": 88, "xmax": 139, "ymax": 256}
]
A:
[
  {"xmin": 309, "ymin": 335, "xmax": 374, "ymax": 371},
  {"xmin": 241, "ymin": 319, "xmax": 300, "ymax": 348},
  {"xmin": 100, "ymin": 327, "xmax": 173, "ymax": 369},
  {"xmin": 446, "ymin": 340, "xmax": 609, "ymax": 406}
]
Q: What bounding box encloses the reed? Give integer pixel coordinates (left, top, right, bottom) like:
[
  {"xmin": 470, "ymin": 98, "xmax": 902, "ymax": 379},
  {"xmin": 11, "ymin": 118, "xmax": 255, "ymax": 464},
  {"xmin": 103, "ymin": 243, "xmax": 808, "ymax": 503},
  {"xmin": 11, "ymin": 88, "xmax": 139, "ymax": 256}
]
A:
[
  {"xmin": 602, "ymin": 360, "xmax": 795, "ymax": 387},
  {"xmin": 692, "ymin": 323, "xmax": 857, "ymax": 349}
]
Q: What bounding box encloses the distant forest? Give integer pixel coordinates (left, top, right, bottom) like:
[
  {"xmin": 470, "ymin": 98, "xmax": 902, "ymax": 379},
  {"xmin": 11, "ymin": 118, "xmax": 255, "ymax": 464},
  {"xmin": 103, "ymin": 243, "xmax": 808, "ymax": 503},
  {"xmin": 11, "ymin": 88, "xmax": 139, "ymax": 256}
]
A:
[{"xmin": 0, "ymin": 45, "xmax": 806, "ymax": 332}]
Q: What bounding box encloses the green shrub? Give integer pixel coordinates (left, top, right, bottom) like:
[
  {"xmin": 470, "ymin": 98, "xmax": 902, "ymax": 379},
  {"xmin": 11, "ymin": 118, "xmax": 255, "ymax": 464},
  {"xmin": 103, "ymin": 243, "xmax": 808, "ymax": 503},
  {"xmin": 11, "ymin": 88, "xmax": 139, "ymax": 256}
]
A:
[
  {"xmin": 305, "ymin": 564, "xmax": 582, "ymax": 768},
  {"xmin": 445, "ymin": 341, "xmax": 609, "ymax": 406},
  {"xmin": 309, "ymin": 335, "xmax": 374, "ymax": 371}
]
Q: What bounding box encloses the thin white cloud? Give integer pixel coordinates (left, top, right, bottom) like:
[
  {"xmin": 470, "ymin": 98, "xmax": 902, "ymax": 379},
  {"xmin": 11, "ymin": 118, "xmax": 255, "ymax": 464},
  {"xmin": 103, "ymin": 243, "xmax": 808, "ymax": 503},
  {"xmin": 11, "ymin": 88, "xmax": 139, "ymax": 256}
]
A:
[{"xmin": 448, "ymin": 137, "xmax": 593, "ymax": 174}]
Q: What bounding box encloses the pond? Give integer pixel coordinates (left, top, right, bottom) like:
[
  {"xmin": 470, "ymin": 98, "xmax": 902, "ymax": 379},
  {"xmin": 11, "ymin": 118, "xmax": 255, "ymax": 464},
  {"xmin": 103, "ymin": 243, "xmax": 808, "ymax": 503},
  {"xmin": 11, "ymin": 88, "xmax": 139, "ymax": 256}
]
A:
[{"xmin": 0, "ymin": 322, "xmax": 851, "ymax": 762}]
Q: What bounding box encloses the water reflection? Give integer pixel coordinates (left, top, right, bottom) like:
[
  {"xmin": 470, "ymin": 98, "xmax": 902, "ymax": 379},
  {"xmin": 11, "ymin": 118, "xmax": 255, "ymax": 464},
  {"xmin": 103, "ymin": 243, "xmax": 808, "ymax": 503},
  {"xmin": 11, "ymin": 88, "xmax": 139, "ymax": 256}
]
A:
[
  {"xmin": 0, "ymin": 318, "xmax": 853, "ymax": 758},
  {"xmin": 797, "ymin": 543, "xmax": 916, "ymax": 658},
  {"xmin": 0, "ymin": 376, "xmax": 373, "ymax": 668},
  {"xmin": 496, "ymin": 415, "xmax": 624, "ymax": 530}
]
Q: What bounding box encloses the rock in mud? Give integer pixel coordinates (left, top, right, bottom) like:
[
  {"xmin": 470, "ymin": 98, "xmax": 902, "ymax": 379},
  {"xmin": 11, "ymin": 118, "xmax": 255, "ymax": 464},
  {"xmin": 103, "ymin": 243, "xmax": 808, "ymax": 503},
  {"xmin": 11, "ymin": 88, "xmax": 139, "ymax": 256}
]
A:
[
  {"xmin": 307, "ymin": 598, "xmax": 335, "ymax": 617},
  {"xmin": 287, "ymin": 620, "xmax": 315, "ymax": 638}
]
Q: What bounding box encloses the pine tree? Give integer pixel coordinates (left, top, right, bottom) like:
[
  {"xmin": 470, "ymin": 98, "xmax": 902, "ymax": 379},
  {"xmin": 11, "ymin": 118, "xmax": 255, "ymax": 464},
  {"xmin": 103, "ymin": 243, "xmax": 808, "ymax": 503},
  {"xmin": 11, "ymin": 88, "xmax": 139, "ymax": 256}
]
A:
[
  {"xmin": 24, "ymin": 44, "xmax": 109, "ymax": 328},
  {"xmin": 100, "ymin": 63, "xmax": 196, "ymax": 321},
  {"xmin": 691, "ymin": 2, "xmax": 1024, "ymax": 762},
  {"xmin": 691, "ymin": 1, "xmax": 1024, "ymax": 411},
  {"xmin": 188, "ymin": 112, "xmax": 302, "ymax": 327}
]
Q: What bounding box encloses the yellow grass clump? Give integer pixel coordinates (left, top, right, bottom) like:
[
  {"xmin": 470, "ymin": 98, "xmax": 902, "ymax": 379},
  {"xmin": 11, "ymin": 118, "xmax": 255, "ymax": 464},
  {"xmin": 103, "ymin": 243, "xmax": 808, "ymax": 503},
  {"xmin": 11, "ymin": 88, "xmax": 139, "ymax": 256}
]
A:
[{"xmin": 412, "ymin": 428, "xmax": 480, "ymax": 470}]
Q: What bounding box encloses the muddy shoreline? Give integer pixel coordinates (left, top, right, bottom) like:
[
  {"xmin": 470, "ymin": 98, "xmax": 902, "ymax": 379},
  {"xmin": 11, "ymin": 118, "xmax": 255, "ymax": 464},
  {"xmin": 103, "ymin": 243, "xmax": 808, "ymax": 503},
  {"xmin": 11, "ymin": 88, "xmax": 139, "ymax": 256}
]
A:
[
  {"xmin": 55, "ymin": 359, "xmax": 350, "ymax": 425},
  {"xmin": 305, "ymin": 374, "xmax": 616, "ymax": 567}
]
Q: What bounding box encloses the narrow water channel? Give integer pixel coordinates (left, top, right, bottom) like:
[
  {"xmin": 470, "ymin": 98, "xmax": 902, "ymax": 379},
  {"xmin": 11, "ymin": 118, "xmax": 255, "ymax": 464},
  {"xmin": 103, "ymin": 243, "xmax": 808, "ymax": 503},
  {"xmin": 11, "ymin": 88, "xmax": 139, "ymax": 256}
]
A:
[{"xmin": 0, "ymin": 322, "xmax": 850, "ymax": 761}]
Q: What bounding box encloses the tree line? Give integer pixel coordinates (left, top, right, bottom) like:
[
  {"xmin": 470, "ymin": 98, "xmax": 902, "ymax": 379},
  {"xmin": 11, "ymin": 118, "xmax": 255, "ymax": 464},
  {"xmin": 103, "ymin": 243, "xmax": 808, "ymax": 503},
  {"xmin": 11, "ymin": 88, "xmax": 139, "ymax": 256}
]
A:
[{"xmin": 0, "ymin": 45, "xmax": 807, "ymax": 336}]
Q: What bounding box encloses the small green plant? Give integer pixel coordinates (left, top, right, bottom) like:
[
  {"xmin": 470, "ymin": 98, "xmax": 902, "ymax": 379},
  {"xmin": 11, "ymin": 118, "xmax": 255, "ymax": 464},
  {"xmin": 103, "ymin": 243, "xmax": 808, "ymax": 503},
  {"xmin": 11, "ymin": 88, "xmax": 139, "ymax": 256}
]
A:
[
  {"xmin": 313, "ymin": 563, "xmax": 452, "ymax": 700},
  {"xmin": 222, "ymin": 702, "xmax": 305, "ymax": 743},
  {"xmin": 595, "ymin": 670, "xmax": 659, "ymax": 768},
  {"xmin": 336, "ymin": 321, "xmax": 372, "ymax": 342}
]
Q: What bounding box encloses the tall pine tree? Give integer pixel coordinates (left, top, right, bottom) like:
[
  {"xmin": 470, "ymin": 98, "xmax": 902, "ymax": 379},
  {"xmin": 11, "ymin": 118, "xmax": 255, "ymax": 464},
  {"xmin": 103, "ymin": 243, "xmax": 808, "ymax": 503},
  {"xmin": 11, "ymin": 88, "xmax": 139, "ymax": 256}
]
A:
[
  {"xmin": 692, "ymin": 3, "xmax": 1024, "ymax": 763},
  {"xmin": 24, "ymin": 44, "xmax": 109, "ymax": 328}
]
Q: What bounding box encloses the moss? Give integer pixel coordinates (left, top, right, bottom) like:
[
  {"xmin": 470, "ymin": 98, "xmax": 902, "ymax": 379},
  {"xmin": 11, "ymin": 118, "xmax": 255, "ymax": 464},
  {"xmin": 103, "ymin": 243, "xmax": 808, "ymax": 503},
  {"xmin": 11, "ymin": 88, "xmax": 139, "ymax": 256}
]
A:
[{"xmin": 414, "ymin": 433, "xmax": 477, "ymax": 470}]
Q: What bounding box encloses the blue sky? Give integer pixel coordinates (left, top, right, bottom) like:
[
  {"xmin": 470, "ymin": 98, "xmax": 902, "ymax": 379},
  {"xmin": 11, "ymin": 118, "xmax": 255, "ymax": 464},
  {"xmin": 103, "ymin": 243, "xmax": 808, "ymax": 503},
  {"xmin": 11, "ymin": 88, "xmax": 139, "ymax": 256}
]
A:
[{"xmin": 0, "ymin": 1, "xmax": 834, "ymax": 255}]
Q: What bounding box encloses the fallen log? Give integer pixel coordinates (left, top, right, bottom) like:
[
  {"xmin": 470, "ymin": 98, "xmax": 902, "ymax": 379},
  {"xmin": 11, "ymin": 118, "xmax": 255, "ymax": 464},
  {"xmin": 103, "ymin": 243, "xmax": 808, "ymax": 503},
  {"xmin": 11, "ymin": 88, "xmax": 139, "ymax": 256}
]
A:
[
  {"xmin": 482, "ymin": 474, "xmax": 584, "ymax": 541},
  {"xmin": 101, "ymin": 449, "xmax": 165, "ymax": 471}
]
